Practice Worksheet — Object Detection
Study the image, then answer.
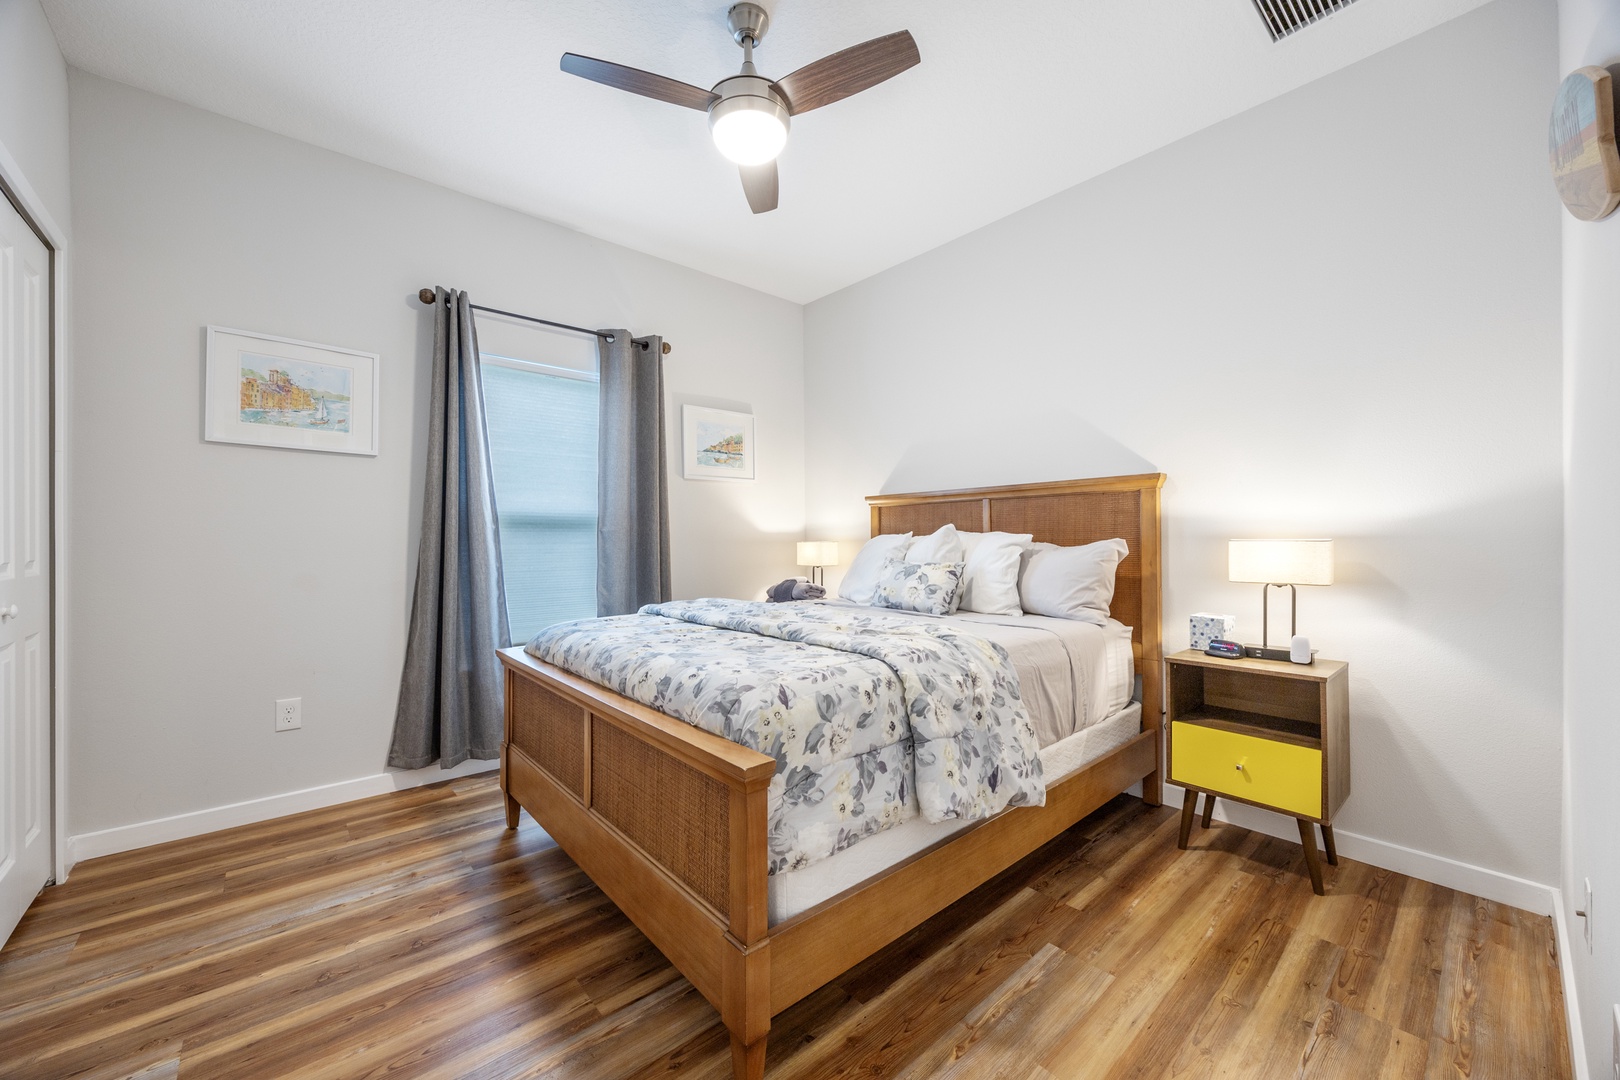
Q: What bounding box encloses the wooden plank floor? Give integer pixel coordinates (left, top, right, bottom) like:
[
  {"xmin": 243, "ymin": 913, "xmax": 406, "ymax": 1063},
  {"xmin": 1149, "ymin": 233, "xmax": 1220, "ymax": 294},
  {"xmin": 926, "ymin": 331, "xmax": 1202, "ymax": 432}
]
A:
[{"xmin": 0, "ymin": 775, "xmax": 1571, "ymax": 1079}]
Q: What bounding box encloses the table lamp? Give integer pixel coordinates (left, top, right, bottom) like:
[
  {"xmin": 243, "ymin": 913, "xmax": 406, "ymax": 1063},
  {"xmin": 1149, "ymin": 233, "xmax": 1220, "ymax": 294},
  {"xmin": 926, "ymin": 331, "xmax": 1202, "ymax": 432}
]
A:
[
  {"xmin": 1228, "ymin": 539, "xmax": 1334, "ymax": 662},
  {"xmin": 796, "ymin": 541, "xmax": 840, "ymax": 587}
]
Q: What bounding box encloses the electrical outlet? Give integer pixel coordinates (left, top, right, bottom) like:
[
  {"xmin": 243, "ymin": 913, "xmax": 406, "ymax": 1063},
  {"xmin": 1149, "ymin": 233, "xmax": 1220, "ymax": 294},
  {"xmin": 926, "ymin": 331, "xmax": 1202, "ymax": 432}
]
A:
[{"xmin": 275, "ymin": 697, "xmax": 301, "ymax": 732}]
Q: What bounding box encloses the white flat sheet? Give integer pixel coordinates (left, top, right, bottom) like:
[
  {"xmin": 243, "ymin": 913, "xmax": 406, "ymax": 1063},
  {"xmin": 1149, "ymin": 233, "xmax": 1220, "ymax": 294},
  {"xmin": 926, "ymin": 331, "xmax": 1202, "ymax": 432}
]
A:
[
  {"xmin": 767, "ymin": 700, "xmax": 1143, "ymax": 924},
  {"xmin": 816, "ymin": 600, "xmax": 1134, "ymax": 747}
]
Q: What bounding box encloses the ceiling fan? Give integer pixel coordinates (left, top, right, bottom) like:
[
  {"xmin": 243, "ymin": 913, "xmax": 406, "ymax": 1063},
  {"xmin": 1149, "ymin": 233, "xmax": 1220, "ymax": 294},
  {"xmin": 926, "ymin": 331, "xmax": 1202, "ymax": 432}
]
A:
[{"xmin": 560, "ymin": 3, "xmax": 921, "ymax": 214}]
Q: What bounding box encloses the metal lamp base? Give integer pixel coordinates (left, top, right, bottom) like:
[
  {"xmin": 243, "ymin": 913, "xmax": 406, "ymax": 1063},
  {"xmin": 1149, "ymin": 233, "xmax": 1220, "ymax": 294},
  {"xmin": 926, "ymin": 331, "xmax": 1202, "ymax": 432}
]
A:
[{"xmin": 1247, "ymin": 582, "xmax": 1299, "ymax": 661}]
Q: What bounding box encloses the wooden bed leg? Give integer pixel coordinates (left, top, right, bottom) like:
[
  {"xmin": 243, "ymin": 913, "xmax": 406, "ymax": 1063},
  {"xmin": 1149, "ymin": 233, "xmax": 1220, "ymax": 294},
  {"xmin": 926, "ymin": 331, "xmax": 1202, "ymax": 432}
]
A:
[
  {"xmin": 1178, "ymin": 788, "xmax": 1197, "ymax": 849},
  {"xmin": 730, "ymin": 1033, "xmax": 766, "ymax": 1080},
  {"xmin": 1142, "ymin": 767, "xmax": 1163, "ymax": 808},
  {"xmin": 503, "ymin": 791, "xmax": 520, "ymax": 829}
]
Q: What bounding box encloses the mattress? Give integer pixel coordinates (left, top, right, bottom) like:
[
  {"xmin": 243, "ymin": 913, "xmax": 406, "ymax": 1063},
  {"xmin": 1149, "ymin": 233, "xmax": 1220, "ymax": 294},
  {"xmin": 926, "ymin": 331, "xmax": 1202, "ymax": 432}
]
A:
[
  {"xmin": 767, "ymin": 700, "xmax": 1144, "ymax": 924},
  {"xmin": 818, "ymin": 601, "xmax": 1135, "ymax": 746}
]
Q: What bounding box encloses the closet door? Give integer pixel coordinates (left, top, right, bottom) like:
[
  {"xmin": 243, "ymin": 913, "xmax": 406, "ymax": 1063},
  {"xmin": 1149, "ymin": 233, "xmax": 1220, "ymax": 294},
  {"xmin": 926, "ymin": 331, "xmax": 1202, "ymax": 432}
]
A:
[{"xmin": 0, "ymin": 191, "xmax": 52, "ymax": 947}]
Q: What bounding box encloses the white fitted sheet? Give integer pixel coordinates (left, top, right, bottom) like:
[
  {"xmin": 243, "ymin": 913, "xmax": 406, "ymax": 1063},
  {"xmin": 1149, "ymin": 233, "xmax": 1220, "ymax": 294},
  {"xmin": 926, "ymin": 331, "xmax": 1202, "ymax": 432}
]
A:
[
  {"xmin": 816, "ymin": 600, "xmax": 1134, "ymax": 746},
  {"xmin": 767, "ymin": 700, "xmax": 1143, "ymax": 924}
]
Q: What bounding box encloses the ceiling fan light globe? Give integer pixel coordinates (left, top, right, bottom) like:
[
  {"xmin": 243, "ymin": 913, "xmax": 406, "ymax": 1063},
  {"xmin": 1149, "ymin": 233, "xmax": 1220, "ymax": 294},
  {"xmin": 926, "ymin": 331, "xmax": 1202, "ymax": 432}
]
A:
[{"xmin": 709, "ymin": 96, "xmax": 789, "ymax": 166}]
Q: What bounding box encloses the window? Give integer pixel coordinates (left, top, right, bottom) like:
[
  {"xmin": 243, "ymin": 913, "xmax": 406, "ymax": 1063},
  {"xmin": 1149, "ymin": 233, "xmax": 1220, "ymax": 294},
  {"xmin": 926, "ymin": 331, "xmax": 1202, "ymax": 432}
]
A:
[{"xmin": 482, "ymin": 355, "xmax": 599, "ymax": 642}]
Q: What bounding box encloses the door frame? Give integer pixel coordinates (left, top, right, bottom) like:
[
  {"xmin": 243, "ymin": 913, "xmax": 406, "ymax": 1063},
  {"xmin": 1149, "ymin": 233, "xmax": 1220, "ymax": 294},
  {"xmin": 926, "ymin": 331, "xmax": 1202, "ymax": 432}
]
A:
[{"xmin": 0, "ymin": 136, "xmax": 71, "ymax": 885}]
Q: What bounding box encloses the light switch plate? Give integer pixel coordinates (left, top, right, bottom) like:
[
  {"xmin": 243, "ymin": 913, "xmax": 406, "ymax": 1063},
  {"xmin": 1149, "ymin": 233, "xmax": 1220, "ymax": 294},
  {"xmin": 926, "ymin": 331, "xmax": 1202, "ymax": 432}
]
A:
[{"xmin": 1587, "ymin": 878, "xmax": 1596, "ymax": 952}]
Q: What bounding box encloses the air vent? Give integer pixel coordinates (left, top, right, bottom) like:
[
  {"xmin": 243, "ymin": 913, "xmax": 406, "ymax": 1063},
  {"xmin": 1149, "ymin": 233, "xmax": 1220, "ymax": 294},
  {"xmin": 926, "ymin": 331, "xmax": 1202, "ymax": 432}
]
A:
[{"xmin": 1251, "ymin": 0, "xmax": 1361, "ymax": 41}]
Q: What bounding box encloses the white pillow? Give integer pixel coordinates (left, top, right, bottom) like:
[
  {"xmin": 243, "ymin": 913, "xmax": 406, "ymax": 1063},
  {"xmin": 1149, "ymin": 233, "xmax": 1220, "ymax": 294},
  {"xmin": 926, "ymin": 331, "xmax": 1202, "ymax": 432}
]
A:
[
  {"xmin": 837, "ymin": 532, "xmax": 913, "ymax": 604},
  {"xmin": 906, "ymin": 524, "xmax": 965, "ymax": 565},
  {"xmin": 957, "ymin": 531, "xmax": 1034, "ymax": 615},
  {"xmin": 1018, "ymin": 538, "xmax": 1129, "ymax": 625}
]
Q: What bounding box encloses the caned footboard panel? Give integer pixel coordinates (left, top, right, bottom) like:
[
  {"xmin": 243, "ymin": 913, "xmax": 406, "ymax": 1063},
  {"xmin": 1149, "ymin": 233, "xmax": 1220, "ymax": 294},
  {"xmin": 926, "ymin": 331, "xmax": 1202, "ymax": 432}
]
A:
[
  {"xmin": 509, "ymin": 674, "xmax": 586, "ymax": 799},
  {"xmin": 591, "ymin": 716, "xmax": 732, "ymax": 915}
]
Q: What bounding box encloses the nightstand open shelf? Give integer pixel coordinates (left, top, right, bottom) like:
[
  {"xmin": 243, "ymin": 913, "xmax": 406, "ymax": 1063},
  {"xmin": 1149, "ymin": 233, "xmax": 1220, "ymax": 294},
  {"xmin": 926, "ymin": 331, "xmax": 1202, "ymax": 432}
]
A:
[
  {"xmin": 1166, "ymin": 650, "xmax": 1349, "ymax": 894},
  {"xmin": 1174, "ymin": 705, "xmax": 1321, "ymax": 749}
]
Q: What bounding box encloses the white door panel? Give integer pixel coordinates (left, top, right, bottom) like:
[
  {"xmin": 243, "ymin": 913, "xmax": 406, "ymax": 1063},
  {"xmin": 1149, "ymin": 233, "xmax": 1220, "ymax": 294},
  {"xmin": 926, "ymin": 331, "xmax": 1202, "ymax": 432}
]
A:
[{"xmin": 0, "ymin": 191, "xmax": 52, "ymax": 947}]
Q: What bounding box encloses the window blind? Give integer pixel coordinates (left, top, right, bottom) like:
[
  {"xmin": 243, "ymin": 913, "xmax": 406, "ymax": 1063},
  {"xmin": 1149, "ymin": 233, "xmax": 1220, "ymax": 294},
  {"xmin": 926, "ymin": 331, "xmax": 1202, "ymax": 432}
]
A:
[{"xmin": 482, "ymin": 362, "xmax": 599, "ymax": 641}]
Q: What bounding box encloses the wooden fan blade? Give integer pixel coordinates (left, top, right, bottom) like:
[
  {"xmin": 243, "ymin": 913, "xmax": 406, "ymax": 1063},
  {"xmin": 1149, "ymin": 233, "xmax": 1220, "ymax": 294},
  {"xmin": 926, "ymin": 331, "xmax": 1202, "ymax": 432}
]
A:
[
  {"xmin": 774, "ymin": 30, "xmax": 920, "ymax": 115},
  {"xmin": 560, "ymin": 53, "xmax": 718, "ymax": 111},
  {"xmin": 740, "ymin": 162, "xmax": 778, "ymax": 214}
]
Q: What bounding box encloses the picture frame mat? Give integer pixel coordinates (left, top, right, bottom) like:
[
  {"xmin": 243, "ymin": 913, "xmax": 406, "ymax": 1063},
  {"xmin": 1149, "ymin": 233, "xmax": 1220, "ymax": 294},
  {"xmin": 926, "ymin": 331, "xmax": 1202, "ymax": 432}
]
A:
[
  {"xmin": 205, "ymin": 325, "xmax": 380, "ymax": 456},
  {"xmin": 681, "ymin": 404, "xmax": 755, "ymax": 481}
]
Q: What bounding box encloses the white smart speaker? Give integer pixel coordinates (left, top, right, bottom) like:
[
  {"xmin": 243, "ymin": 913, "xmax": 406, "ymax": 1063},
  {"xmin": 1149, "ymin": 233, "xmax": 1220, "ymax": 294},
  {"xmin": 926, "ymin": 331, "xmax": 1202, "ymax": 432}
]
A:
[{"xmin": 1290, "ymin": 635, "xmax": 1312, "ymax": 664}]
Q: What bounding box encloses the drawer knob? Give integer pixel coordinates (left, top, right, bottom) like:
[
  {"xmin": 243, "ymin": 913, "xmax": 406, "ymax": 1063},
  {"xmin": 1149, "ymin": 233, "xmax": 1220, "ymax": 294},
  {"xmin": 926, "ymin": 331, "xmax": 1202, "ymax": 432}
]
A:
[{"xmin": 1235, "ymin": 758, "xmax": 1247, "ymax": 772}]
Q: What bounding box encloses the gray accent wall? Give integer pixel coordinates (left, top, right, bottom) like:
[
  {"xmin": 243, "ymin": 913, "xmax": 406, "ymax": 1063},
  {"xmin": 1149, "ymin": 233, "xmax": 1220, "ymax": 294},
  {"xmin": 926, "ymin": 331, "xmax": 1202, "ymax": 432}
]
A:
[
  {"xmin": 804, "ymin": 0, "xmax": 1563, "ymax": 893},
  {"xmin": 65, "ymin": 72, "xmax": 804, "ymax": 837}
]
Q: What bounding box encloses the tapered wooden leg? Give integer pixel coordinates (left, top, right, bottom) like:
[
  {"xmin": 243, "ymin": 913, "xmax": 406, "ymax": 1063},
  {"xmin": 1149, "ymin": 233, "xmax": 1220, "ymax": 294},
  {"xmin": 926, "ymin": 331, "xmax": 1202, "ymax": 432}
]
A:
[
  {"xmin": 1296, "ymin": 818, "xmax": 1325, "ymax": 895},
  {"xmin": 503, "ymin": 792, "xmax": 520, "ymax": 829},
  {"xmin": 731, "ymin": 1033, "xmax": 766, "ymax": 1080},
  {"xmin": 1178, "ymin": 789, "xmax": 1197, "ymax": 849},
  {"xmin": 1200, "ymin": 793, "xmax": 1215, "ymax": 829},
  {"xmin": 1320, "ymin": 823, "xmax": 1338, "ymax": 866}
]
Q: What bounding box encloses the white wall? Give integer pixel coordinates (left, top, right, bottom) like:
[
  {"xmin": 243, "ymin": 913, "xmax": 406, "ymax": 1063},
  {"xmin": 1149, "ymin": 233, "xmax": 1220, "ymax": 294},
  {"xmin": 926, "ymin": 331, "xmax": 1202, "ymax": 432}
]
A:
[
  {"xmin": 1560, "ymin": 0, "xmax": 1620, "ymax": 1073},
  {"xmin": 805, "ymin": 0, "xmax": 1563, "ymax": 895},
  {"xmin": 0, "ymin": 0, "xmax": 70, "ymax": 231},
  {"xmin": 66, "ymin": 72, "xmax": 803, "ymax": 841}
]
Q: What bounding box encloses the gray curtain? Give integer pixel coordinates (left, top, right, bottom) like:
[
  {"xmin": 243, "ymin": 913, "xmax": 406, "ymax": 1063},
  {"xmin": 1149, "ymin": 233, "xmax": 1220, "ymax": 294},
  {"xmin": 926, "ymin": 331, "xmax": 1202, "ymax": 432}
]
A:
[
  {"xmin": 597, "ymin": 332, "xmax": 670, "ymax": 615},
  {"xmin": 388, "ymin": 287, "xmax": 511, "ymax": 770}
]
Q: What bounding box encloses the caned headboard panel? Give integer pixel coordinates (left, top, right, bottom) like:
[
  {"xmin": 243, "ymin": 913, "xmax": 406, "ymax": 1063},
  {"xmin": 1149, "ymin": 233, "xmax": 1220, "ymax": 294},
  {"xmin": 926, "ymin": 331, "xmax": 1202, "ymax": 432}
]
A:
[
  {"xmin": 867, "ymin": 474, "xmax": 1165, "ymax": 674},
  {"xmin": 869, "ymin": 500, "xmax": 985, "ymax": 539}
]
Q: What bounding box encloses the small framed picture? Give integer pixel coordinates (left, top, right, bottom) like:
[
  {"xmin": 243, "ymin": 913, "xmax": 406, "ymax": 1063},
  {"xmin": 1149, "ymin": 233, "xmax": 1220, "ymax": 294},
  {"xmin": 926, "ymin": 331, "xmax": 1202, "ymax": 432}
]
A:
[
  {"xmin": 204, "ymin": 326, "xmax": 379, "ymax": 456},
  {"xmin": 681, "ymin": 405, "xmax": 755, "ymax": 481}
]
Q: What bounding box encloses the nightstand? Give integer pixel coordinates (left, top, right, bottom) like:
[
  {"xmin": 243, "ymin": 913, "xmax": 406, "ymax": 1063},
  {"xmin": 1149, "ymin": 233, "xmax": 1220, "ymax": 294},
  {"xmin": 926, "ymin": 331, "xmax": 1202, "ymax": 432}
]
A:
[{"xmin": 1165, "ymin": 650, "xmax": 1349, "ymax": 894}]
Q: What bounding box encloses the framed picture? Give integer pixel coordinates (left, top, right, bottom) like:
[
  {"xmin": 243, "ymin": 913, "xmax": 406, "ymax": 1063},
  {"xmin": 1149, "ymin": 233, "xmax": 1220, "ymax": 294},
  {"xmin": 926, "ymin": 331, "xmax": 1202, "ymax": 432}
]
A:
[
  {"xmin": 204, "ymin": 326, "xmax": 379, "ymax": 456},
  {"xmin": 681, "ymin": 405, "xmax": 755, "ymax": 481},
  {"xmin": 1549, "ymin": 66, "xmax": 1620, "ymax": 222}
]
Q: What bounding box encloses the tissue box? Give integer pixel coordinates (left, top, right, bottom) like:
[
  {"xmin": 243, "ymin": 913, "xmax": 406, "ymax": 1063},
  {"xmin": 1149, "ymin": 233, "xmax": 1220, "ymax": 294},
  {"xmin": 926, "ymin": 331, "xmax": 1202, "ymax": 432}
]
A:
[{"xmin": 1189, "ymin": 613, "xmax": 1237, "ymax": 650}]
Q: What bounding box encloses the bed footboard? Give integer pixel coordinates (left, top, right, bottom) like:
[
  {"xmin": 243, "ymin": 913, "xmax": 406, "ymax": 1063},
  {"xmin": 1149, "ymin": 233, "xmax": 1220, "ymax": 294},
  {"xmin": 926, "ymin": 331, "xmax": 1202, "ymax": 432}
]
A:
[{"xmin": 497, "ymin": 647, "xmax": 776, "ymax": 1074}]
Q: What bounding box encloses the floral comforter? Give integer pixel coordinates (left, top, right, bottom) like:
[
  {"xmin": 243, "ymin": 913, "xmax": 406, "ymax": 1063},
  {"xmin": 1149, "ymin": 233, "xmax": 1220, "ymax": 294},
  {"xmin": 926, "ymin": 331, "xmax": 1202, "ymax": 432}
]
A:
[{"xmin": 526, "ymin": 598, "xmax": 1045, "ymax": 874}]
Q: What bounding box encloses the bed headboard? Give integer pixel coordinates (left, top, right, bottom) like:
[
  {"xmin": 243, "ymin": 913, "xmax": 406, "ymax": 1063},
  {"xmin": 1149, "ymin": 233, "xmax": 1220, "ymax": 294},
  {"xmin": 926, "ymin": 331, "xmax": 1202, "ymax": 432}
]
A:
[{"xmin": 866, "ymin": 473, "xmax": 1165, "ymax": 676}]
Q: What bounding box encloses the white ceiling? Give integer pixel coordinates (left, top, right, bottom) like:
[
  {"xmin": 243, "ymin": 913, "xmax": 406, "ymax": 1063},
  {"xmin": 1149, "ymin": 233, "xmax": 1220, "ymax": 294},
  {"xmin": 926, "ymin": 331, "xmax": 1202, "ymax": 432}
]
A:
[{"xmin": 42, "ymin": 0, "xmax": 1496, "ymax": 303}]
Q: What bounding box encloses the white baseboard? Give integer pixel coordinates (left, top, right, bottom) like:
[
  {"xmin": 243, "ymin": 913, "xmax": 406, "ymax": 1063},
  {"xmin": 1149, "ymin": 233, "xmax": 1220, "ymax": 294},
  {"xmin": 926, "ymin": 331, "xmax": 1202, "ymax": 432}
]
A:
[
  {"xmin": 1551, "ymin": 890, "xmax": 1592, "ymax": 1080},
  {"xmin": 1159, "ymin": 782, "xmax": 1557, "ymax": 915},
  {"xmin": 64, "ymin": 758, "xmax": 500, "ymax": 872}
]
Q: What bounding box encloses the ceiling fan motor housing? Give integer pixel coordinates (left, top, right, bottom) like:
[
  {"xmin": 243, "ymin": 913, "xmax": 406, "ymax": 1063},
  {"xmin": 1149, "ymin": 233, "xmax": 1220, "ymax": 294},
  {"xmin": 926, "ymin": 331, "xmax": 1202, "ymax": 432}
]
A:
[
  {"xmin": 727, "ymin": 3, "xmax": 770, "ymax": 46},
  {"xmin": 709, "ymin": 75, "xmax": 789, "ymax": 128}
]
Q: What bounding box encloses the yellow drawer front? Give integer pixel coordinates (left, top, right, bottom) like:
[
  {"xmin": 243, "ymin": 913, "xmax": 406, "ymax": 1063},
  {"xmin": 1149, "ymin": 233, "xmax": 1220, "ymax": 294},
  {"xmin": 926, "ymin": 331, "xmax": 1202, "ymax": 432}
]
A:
[{"xmin": 1171, "ymin": 722, "xmax": 1322, "ymax": 818}]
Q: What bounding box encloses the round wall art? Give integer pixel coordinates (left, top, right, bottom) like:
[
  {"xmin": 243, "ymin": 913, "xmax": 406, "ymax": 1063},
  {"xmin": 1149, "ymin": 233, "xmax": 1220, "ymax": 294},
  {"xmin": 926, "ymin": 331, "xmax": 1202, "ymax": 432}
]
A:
[{"xmin": 1549, "ymin": 66, "xmax": 1620, "ymax": 222}]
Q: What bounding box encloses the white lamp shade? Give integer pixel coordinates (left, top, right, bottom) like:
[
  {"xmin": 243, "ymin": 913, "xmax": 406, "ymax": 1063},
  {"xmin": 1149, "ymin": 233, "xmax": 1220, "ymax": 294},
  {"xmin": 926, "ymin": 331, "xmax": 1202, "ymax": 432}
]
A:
[
  {"xmin": 1228, "ymin": 539, "xmax": 1334, "ymax": 586},
  {"xmin": 796, "ymin": 541, "xmax": 840, "ymax": 568}
]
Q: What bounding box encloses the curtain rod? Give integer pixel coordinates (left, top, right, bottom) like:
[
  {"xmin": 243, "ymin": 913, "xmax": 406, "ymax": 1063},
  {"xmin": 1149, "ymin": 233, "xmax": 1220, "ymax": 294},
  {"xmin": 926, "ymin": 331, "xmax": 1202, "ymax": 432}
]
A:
[{"xmin": 416, "ymin": 288, "xmax": 671, "ymax": 354}]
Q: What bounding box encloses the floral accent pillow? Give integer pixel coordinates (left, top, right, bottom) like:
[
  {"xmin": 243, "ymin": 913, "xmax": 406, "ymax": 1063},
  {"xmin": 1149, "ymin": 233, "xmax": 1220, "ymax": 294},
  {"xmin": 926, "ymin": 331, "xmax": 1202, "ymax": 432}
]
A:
[{"xmin": 872, "ymin": 554, "xmax": 966, "ymax": 616}]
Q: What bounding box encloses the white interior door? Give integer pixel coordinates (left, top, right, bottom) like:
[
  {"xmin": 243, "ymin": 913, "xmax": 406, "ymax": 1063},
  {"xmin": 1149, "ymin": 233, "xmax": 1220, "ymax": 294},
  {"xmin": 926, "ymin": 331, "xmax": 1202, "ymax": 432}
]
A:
[{"xmin": 0, "ymin": 192, "xmax": 52, "ymax": 947}]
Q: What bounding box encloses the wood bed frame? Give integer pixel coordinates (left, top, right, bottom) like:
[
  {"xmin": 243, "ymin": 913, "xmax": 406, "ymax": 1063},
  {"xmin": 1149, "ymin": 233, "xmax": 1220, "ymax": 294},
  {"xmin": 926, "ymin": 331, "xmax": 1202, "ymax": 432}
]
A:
[{"xmin": 496, "ymin": 473, "xmax": 1165, "ymax": 1079}]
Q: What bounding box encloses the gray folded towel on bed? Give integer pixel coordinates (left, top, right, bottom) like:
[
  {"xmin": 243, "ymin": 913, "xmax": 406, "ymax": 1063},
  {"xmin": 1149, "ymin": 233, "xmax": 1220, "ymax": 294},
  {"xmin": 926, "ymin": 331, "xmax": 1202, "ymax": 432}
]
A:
[{"xmin": 766, "ymin": 578, "xmax": 826, "ymax": 602}]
